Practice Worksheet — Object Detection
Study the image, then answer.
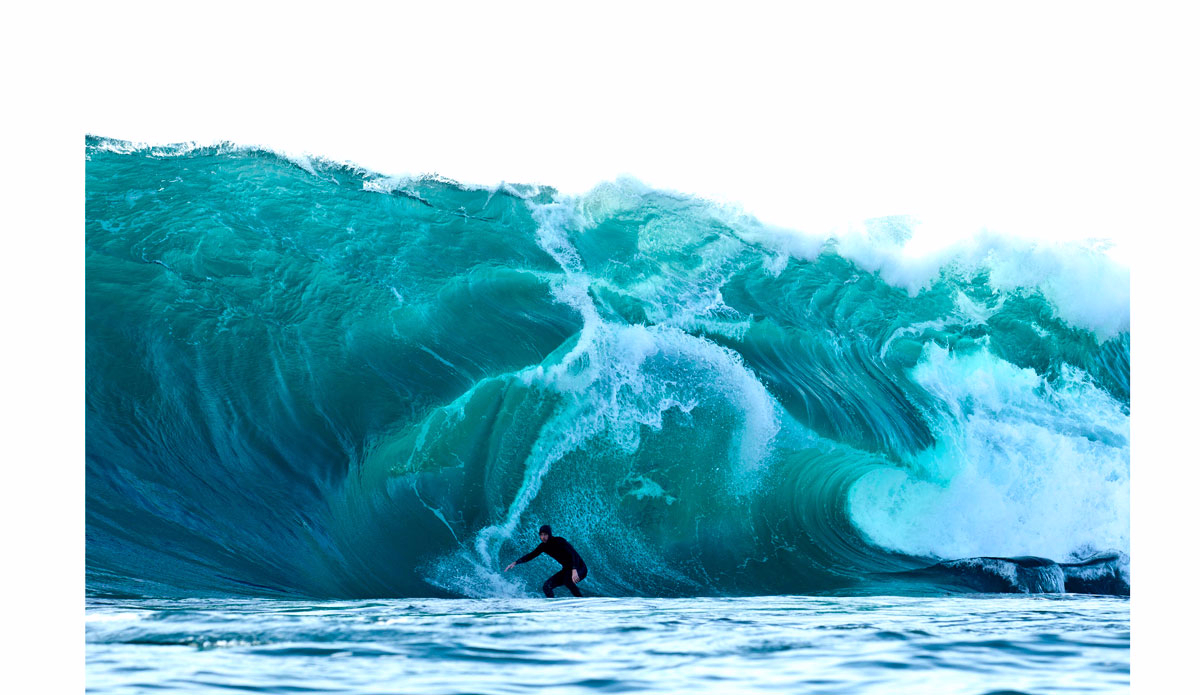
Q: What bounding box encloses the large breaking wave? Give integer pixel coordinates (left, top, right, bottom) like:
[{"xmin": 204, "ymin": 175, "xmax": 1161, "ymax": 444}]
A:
[{"xmin": 85, "ymin": 137, "xmax": 1130, "ymax": 598}]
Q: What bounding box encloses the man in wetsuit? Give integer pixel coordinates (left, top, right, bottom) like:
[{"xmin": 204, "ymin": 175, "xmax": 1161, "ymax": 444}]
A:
[{"xmin": 504, "ymin": 525, "xmax": 589, "ymax": 597}]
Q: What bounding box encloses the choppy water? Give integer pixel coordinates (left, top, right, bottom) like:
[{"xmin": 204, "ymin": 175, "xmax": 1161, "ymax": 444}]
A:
[{"xmin": 86, "ymin": 596, "xmax": 1129, "ymax": 694}]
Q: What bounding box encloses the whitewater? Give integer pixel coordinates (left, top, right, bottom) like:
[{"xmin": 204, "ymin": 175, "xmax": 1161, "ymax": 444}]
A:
[{"xmin": 85, "ymin": 137, "xmax": 1130, "ymax": 693}]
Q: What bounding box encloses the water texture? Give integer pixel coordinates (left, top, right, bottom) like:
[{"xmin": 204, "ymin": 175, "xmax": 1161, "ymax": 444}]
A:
[
  {"xmin": 86, "ymin": 596, "xmax": 1130, "ymax": 694},
  {"xmin": 85, "ymin": 137, "xmax": 1129, "ymax": 600}
]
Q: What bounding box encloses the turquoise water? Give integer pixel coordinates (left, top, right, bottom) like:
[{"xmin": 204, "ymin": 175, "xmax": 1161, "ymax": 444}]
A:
[
  {"xmin": 87, "ymin": 596, "xmax": 1129, "ymax": 694},
  {"xmin": 85, "ymin": 138, "xmax": 1129, "ymax": 599},
  {"xmin": 86, "ymin": 137, "xmax": 1130, "ymax": 690}
]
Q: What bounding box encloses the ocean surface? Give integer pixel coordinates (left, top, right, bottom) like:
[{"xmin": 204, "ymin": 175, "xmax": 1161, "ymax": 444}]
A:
[
  {"xmin": 85, "ymin": 137, "xmax": 1130, "ymax": 691},
  {"xmin": 86, "ymin": 596, "xmax": 1129, "ymax": 694}
]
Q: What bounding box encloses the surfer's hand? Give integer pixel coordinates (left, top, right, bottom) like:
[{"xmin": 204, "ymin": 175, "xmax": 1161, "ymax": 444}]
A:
[
  {"xmin": 572, "ymin": 569, "xmax": 580, "ymax": 583},
  {"xmin": 505, "ymin": 562, "xmax": 515, "ymax": 572}
]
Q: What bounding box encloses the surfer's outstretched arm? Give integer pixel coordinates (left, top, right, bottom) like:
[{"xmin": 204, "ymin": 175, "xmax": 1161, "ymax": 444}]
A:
[{"xmin": 504, "ymin": 543, "xmax": 545, "ymax": 571}]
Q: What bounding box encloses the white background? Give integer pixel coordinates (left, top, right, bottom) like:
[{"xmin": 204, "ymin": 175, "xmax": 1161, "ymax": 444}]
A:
[{"xmin": 3, "ymin": 1, "xmax": 1197, "ymax": 690}]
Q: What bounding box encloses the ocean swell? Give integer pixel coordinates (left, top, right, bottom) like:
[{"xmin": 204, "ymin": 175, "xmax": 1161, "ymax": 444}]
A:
[{"xmin": 85, "ymin": 138, "xmax": 1130, "ymax": 598}]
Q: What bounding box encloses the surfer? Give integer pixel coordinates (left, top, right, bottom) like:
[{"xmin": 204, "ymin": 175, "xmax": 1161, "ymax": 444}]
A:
[{"xmin": 505, "ymin": 525, "xmax": 589, "ymax": 597}]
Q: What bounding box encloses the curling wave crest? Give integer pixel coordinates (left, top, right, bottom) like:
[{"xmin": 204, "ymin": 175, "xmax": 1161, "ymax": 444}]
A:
[{"xmin": 86, "ymin": 138, "xmax": 1129, "ymax": 598}]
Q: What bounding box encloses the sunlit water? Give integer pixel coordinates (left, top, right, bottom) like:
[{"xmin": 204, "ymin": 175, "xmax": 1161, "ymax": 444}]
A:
[{"xmin": 86, "ymin": 596, "xmax": 1128, "ymax": 694}]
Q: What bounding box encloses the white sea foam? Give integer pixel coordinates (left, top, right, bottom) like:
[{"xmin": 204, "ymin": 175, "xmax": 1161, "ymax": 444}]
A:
[
  {"xmin": 424, "ymin": 194, "xmax": 785, "ymax": 595},
  {"xmin": 760, "ymin": 216, "xmax": 1129, "ymax": 341},
  {"xmin": 848, "ymin": 344, "xmax": 1129, "ymax": 562},
  {"xmin": 563, "ymin": 177, "xmax": 1130, "ymax": 342}
]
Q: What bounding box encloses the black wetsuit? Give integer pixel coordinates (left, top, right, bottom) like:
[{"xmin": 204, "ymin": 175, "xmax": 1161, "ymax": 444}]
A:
[{"xmin": 513, "ymin": 536, "xmax": 589, "ymax": 597}]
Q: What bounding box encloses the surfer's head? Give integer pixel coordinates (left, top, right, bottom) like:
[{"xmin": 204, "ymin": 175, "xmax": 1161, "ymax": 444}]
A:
[{"xmin": 538, "ymin": 524, "xmax": 552, "ymax": 541}]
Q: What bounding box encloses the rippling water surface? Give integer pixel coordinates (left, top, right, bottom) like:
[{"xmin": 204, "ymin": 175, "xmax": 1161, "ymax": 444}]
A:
[{"xmin": 86, "ymin": 596, "xmax": 1129, "ymax": 694}]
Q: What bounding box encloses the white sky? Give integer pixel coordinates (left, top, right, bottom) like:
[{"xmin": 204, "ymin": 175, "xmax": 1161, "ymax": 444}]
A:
[
  {"xmin": 73, "ymin": 2, "xmax": 1193, "ymax": 265},
  {"xmin": 4, "ymin": 1, "xmax": 1199, "ymax": 690}
]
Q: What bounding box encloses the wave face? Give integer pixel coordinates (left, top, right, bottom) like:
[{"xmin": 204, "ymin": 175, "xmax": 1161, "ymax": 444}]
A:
[{"xmin": 85, "ymin": 138, "xmax": 1130, "ymax": 598}]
